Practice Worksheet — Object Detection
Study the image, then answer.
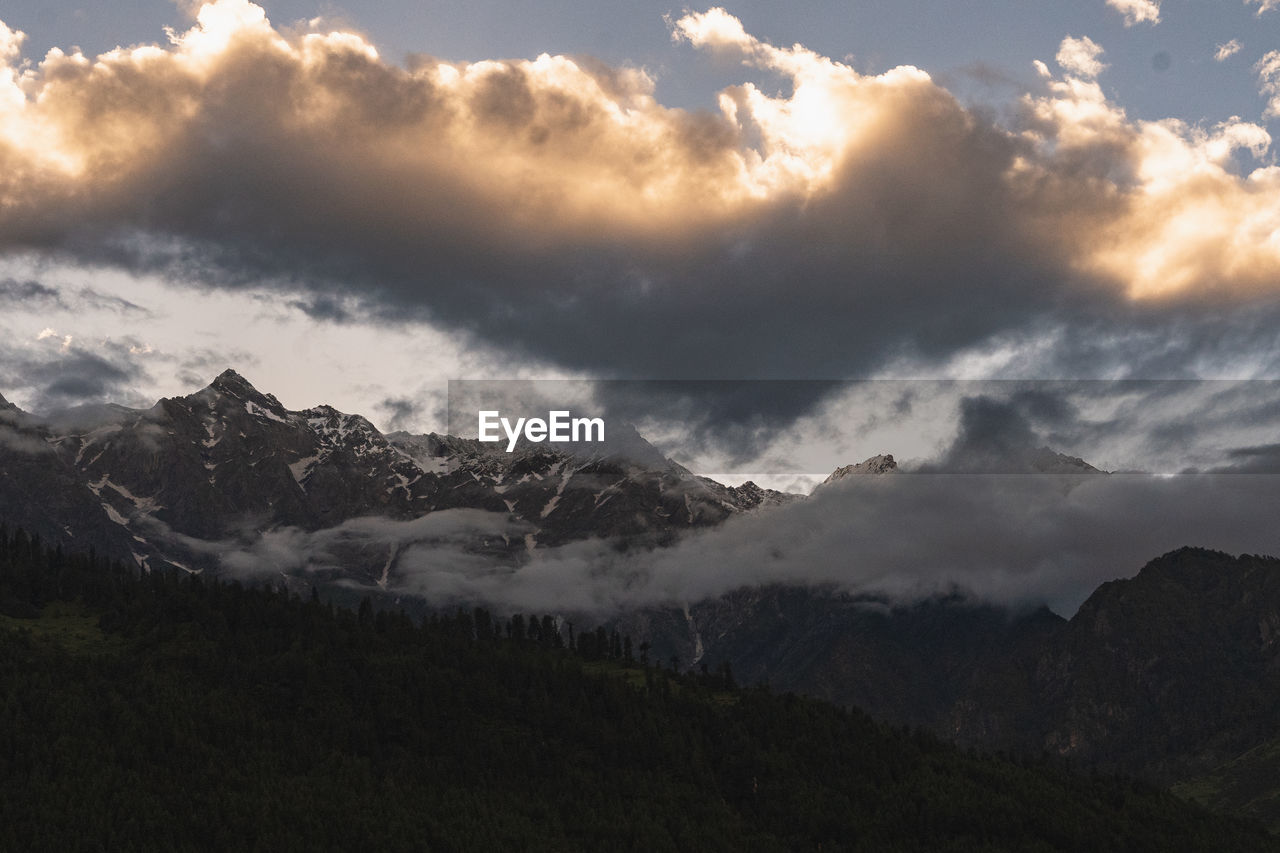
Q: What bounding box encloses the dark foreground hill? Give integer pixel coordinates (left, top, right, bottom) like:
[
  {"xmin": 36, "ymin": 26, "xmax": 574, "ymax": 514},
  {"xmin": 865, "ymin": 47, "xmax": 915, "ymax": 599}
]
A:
[
  {"xmin": 623, "ymin": 550, "xmax": 1280, "ymax": 830},
  {"xmin": 1, "ymin": 527, "xmax": 1274, "ymax": 852}
]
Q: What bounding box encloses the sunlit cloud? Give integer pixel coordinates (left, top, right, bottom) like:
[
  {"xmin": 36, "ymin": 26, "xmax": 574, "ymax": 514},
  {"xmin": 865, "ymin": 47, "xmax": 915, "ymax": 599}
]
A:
[
  {"xmin": 1215, "ymin": 39, "xmax": 1243, "ymax": 62},
  {"xmin": 1055, "ymin": 36, "xmax": 1107, "ymax": 79},
  {"xmin": 1105, "ymin": 0, "xmax": 1161, "ymax": 26}
]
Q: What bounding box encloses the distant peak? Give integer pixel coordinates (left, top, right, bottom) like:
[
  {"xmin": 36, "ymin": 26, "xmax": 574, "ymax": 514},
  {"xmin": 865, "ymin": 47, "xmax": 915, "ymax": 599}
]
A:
[{"xmin": 823, "ymin": 454, "xmax": 897, "ymax": 485}]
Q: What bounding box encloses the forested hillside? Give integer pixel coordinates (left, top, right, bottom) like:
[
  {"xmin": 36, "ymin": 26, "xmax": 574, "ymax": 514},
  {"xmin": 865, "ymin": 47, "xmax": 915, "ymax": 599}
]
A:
[{"xmin": 0, "ymin": 525, "xmax": 1273, "ymax": 852}]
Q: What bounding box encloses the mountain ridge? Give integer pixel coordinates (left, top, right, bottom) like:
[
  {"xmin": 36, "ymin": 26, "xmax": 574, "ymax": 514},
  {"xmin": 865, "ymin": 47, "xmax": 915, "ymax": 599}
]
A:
[{"xmin": 1, "ymin": 369, "xmax": 806, "ymax": 578}]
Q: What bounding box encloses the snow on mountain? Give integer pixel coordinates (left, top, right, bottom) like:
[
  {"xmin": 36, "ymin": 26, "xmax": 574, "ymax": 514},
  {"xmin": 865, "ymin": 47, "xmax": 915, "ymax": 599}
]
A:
[
  {"xmin": 4, "ymin": 369, "xmax": 810, "ymax": 584},
  {"xmin": 2, "ymin": 368, "xmax": 1109, "ymax": 593}
]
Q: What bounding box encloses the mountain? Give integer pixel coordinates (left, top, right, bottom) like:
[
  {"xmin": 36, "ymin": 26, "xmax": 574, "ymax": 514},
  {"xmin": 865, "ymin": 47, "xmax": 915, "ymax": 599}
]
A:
[
  {"xmin": 6, "ymin": 369, "xmax": 799, "ymax": 580},
  {"xmin": 1003, "ymin": 548, "xmax": 1280, "ymax": 776},
  {"xmin": 0, "ymin": 394, "xmax": 135, "ymax": 562},
  {"xmin": 621, "ymin": 548, "xmax": 1280, "ymax": 829}
]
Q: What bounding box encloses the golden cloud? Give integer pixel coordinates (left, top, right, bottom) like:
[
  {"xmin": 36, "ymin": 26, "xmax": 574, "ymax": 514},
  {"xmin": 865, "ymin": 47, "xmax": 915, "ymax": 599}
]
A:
[{"xmin": 0, "ymin": 1, "xmax": 1278, "ymax": 310}]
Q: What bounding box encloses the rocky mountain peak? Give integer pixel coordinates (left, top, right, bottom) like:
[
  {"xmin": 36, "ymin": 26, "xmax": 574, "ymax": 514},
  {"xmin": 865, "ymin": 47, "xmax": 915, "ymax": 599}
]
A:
[
  {"xmin": 210, "ymin": 367, "xmax": 252, "ymax": 392},
  {"xmin": 822, "ymin": 454, "xmax": 898, "ymax": 485},
  {"xmin": 201, "ymin": 368, "xmax": 289, "ymax": 415}
]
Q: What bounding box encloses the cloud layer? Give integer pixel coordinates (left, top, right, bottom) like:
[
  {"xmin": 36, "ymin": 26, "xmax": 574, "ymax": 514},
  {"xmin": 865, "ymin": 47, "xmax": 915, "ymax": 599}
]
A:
[{"xmin": 207, "ymin": 455, "xmax": 1280, "ymax": 618}]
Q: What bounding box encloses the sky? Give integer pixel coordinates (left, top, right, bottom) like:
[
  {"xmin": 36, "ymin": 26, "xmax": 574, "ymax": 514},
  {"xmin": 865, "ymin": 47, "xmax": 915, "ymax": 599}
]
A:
[{"xmin": 2, "ymin": 0, "xmax": 1280, "ymax": 476}]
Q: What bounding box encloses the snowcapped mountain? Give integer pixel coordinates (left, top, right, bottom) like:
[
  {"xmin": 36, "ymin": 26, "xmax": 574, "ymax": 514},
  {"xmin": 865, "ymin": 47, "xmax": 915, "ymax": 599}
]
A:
[{"xmin": 5, "ymin": 369, "xmax": 801, "ymax": 580}]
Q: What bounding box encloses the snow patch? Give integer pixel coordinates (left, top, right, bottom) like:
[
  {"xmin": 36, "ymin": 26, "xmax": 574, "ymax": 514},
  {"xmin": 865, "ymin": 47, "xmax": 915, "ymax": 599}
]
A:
[
  {"xmin": 202, "ymin": 417, "xmax": 221, "ymax": 448},
  {"xmin": 244, "ymin": 400, "xmax": 289, "ymax": 424},
  {"xmin": 74, "ymin": 438, "xmax": 95, "ymax": 465},
  {"xmin": 540, "ymin": 462, "xmax": 576, "ymax": 519},
  {"xmin": 289, "ymin": 454, "xmax": 319, "ymax": 484},
  {"xmin": 105, "ymin": 480, "xmax": 161, "ymax": 513},
  {"xmin": 103, "ymin": 503, "xmax": 129, "ymax": 526},
  {"xmin": 87, "ymin": 474, "xmax": 109, "ymax": 496},
  {"xmin": 378, "ymin": 545, "xmax": 397, "ymax": 589}
]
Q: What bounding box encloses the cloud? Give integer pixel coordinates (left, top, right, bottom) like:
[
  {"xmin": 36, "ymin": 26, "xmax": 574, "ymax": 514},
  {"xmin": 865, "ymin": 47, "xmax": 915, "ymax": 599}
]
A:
[
  {"xmin": 176, "ymin": 509, "xmax": 534, "ymax": 591},
  {"xmin": 1220, "ymin": 443, "xmax": 1280, "ymax": 472},
  {"xmin": 0, "ymin": 423, "xmax": 53, "ymax": 455},
  {"xmin": 0, "ymin": 2, "xmax": 1277, "ymax": 398},
  {"xmin": 377, "ymin": 396, "xmax": 422, "ymax": 432},
  {"xmin": 0, "ymin": 336, "xmax": 152, "ymax": 411},
  {"xmin": 1246, "ymin": 0, "xmax": 1280, "ymax": 15},
  {"xmin": 1055, "ymin": 36, "xmax": 1106, "ymax": 79},
  {"xmin": 1216, "ymin": 39, "xmax": 1243, "ymax": 62},
  {"xmin": 312, "ymin": 444, "xmax": 1280, "ymax": 617},
  {"xmin": 1106, "ymin": 0, "xmax": 1161, "ymax": 25},
  {"xmin": 637, "ymin": 379, "xmax": 1280, "ymax": 493},
  {"xmin": 0, "ymin": 277, "xmax": 149, "ymax": 315},
  {"xmin": 1258, "ymin": 51, "xmax": 1280, "ymax": 118},
  {"xmin": 0, "ymin": 278, "xmax": 61, "ymax": 307}
]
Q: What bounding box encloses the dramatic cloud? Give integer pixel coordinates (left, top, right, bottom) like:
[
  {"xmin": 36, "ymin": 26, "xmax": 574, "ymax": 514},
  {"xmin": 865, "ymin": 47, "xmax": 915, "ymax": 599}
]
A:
[
  {"xmin": 0, "ymin": 1, "xmax": 1278, "ymax": 396},
  {"xmin": 1105, "ymin": 0, "xmax": 1162, "ymax": 26},
  {"xmin": 1215, "ymin": 39, "xmax": 1243, "ymax": 62}
]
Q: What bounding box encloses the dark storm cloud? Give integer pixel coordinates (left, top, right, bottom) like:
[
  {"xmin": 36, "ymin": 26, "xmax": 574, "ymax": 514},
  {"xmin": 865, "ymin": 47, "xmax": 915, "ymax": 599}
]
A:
[
  {"xmin": 285, "ymin": 294, "xmax": 356, "ymax": 323},
  {"xmin": 1217, "ymin": 444, "xmax": 1280, "ymax": 473},
  {"xmin": 590, "ymin": 381, "xmax": 850, "ymax": 465},
  {"xmin": 0, "ymin": 340, "xmax": 151, "ymax": 411},
  {"xmin": 916, "ymin": 381, "xmax": 1280, "ymax": 475},
  {"xmin": 377, "ymin": 396, "xmax": 422, "ymax": 432},
  {"xmin": 936, "ymin": 395, "xmax": 1042, "ymax": 468}
]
